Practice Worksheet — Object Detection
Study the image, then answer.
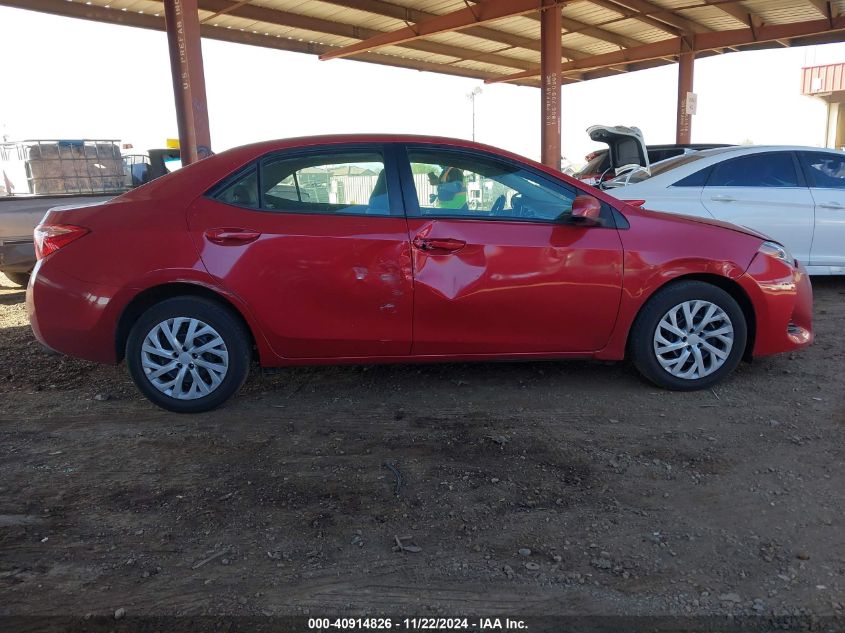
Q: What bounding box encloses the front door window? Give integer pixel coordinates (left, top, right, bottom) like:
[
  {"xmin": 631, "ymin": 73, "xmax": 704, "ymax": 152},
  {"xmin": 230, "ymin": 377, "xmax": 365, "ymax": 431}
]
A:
[{"xmin": 407, "ymin": 149, "xmax": 587, "ymax": 223}]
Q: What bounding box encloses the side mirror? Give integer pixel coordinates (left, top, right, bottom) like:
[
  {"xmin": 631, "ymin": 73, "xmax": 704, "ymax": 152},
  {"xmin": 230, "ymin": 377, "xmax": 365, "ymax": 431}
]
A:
[{"xmin": 571, "ymin": 194, "xmax": 602, "ymax": 224}]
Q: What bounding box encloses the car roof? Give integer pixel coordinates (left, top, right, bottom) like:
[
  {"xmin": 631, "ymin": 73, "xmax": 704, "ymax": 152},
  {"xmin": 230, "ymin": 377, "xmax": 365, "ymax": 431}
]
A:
[
  {"xmin": 210, "ymin": 133, "xmax": 556, "ymax": 178},
  {"xmin": 219, "ymin": 134, "xmax": 513, "ymax": 158},
  {"xmin": 695, "ymin": 145, "xmax": 844, "ymax": 156},
  {"xmin": 613, "ymin": 144, "xmax": 845, "ymax": 191},
  {"xmin": 126, "ymin": 133, "xmax": 631, "ymax": 208}
]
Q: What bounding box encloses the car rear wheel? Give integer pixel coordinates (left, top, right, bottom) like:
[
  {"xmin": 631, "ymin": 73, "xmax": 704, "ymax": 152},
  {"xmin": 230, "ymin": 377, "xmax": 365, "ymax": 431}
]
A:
[
  {"xmin": 629, "ymin": 281, "xmax": 747, "ymax": 391},
  {"xmin": 126, "ymin": 297, "xmax": 251, "ymax": 413},
  {"xmin": 3, "ymin": 271, "xmax": 30, "ymax": 287}
]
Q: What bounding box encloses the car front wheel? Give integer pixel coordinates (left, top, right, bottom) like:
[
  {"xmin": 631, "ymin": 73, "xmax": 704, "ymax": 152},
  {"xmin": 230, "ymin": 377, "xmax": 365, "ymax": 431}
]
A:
[
  {"xmin": 126, "ymin": 297, "xmax": 251, "ymax": 412},
  {"xmin": 629, "ymin": 280, "xmax": 747, "ymax": 391}
]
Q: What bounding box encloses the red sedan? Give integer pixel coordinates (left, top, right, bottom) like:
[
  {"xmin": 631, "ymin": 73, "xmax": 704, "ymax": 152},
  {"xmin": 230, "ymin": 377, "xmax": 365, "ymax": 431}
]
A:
[{"xmin": 27, "ymin": 135, "xmax": 813, "ymax": 412}]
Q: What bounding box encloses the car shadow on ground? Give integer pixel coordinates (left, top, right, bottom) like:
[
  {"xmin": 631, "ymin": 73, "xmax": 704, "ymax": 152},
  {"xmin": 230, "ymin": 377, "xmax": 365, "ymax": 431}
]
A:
[{"xmin": 0, "ymin": 287, "xmax": 24, "ymax": 305}]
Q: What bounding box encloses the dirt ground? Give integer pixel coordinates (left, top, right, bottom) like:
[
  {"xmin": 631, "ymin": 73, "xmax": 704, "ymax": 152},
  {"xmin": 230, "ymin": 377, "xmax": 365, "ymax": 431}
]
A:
[{"xmin": 0, "ymin": 271, "xmax": 843, "ymax": 619}]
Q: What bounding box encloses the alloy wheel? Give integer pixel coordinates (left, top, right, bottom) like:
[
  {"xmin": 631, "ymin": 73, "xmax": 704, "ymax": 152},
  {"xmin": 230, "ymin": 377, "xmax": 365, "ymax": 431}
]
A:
[
  {"xmin": 140, "ymin": 317, "xmax": 229, "ymax": 400},
  {"xmin": 653, "ymin": 300, "xmax": 734, "ymax": 380}
]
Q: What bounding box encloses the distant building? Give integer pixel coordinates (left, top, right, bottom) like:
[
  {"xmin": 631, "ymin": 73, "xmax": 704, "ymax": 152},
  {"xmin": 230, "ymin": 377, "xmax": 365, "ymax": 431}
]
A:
[{"xmin": 801, "ymin": 63, "xmax": 845, "ymax": 149}]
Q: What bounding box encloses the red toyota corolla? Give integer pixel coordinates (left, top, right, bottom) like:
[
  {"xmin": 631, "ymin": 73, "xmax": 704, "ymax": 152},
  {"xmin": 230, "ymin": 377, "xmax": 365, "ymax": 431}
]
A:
[{"xmin": 27, "ymin": 135, "xmax": 813, "ymax": 412}]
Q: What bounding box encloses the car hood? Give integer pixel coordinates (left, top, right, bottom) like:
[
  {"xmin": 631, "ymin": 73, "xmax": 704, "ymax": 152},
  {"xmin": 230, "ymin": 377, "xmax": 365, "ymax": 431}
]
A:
[
  {"xmin": 633, "ymin": 205, "xmax": 773, "ymax": 242},
  {"xmin": 587, "ymin": 125, "xmax": 649, "ymax": 174}
]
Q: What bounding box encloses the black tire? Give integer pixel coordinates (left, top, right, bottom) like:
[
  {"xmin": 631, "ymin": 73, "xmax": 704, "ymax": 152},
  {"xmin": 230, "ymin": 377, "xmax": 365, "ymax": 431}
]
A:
[
  {"xmin": 125, "ymin": 296, "xmax": 252, "ymax": 413},
  {"xmin": 629, "ymin": 280, "xmax": 747, "ymax": 391},
  {"xmin": 3, "ymin": 271, "xmax": 30, "ymax": 287}
]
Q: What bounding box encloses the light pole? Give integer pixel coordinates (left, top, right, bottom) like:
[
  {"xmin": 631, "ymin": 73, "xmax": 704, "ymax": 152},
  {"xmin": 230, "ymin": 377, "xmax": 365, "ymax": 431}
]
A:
[{"xmin": 467, "ymin": 87, "xmax": 482, "ymax": 141}]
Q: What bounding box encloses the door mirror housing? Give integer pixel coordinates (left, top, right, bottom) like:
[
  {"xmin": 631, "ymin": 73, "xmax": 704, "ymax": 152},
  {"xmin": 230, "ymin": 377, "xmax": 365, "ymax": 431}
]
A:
[{"xmin": 571, "ymin": 194, "xmax": 602, "ymax": 224}]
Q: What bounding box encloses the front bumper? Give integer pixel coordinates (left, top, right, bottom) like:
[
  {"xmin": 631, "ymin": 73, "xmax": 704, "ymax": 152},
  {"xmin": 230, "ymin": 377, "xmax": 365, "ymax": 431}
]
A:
[
  {"xmin": 27, "ymin": 260, "xmax": 122, "ymax": 364},
  {"xmin": 737, "ymin": 253, "xmax": 813, "ymax": 357}
]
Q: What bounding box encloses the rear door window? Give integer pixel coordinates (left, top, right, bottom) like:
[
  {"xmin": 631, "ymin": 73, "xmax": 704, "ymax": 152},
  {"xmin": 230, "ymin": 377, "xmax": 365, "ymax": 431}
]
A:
[
  {"xmin": 707, "ymin": 153, "xmax": 800, "ymax": 188},
  {"xmin": 211, "ymin": 148, "xmax": 397, "ymax": 216},
  {"xmin": 260, "ymin": 151, "xmax": 392, "ymax": 215}
]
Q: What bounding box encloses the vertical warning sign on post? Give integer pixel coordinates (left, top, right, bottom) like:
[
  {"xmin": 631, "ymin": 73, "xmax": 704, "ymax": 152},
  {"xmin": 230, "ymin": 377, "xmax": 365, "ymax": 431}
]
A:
[{"xmin": 686, "ymin": 92, "xmax": 698, "ymax": 116}]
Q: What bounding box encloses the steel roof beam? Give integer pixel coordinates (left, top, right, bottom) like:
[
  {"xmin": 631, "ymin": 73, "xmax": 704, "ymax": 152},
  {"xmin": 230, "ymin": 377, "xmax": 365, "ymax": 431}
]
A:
[
  {"xmin": 318, "ymin": 0, "xmax": 543, "ymax": 52},
  {"xmin": 803, "ymin": 0, "xmax": 840, "ymax": 21},
  {"xmin": 321, "ymin": 0, "xmax": 595, "ymax": 60},
  {"xmin": 585, "ymin": 0, "xmax": 684, "ymax": 37},
  {"xmin": 463, "ymin": 1, "xmax": 650, "ymax": 48},
  {"xmin": 700, "ymin": 2, "xmax": 764, "ymax": 28},
  {"xmin": 189, "ymin": 0, "xmax": 540, "ymax": 70},
  {"xmin": 804, "ymin": 0, "xmax": 831, "ymax": 18},
  {"xmin": 319, "ymin": 0, "xmax": 564, "ymax": 61},
  {"xmin": 3, "ymin": 0, "xmax": 539, "ymax": 84},
  {"xmin": 468, "ymin": 0, "xmax": 650, "ymax": 48},
  {"xmin": 199, "ymin": 0, "xmax": 251, "ymax": 23},
  {"xmin": 488, "ymin": 14, "xmax": 845, "ymax": 82},
  {"xmin": 601, "ymin": 0, "xmax": 713, "ymax": 33},
  {"xmin": 559, "ymin": 15, "xmax": 645, "ymax": 47}
]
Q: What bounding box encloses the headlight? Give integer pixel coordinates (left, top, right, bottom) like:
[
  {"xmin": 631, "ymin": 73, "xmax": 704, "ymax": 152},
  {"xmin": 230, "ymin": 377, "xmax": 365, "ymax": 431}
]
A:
[{"xmin": 759, "ymin": 241, "xmax": 793, "ymax": 265}]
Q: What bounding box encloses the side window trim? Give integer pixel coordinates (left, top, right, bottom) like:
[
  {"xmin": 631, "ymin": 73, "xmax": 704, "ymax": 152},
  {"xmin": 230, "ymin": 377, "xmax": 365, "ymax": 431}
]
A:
[
  {"xmin": 396, "ymin": 143, "xmax": 607, "ymax": 226},
  {"xmin": 790, "ymin": 151, "xmax": 808, "ymax": 188},
  {"xmin": 797, "ymin": 151, "xmax": 815, "ymax": 188}
]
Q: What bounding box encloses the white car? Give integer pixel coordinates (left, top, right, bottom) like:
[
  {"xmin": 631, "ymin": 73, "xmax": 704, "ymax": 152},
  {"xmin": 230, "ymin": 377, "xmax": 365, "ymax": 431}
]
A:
[{"xmin": 603, "ymin": 145, "xmax": 845, "ymax": 275}]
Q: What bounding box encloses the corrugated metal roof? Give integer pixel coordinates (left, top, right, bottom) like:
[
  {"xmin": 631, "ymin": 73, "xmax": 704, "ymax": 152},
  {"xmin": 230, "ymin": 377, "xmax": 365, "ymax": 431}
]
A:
[{"xmin": 7, "ymin": 0, "xmax": 845, "ymax": 88}]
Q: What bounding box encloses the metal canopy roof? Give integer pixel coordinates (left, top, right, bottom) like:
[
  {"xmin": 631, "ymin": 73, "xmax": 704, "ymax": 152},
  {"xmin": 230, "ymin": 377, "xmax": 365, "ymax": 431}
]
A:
[{"xmin": 7, "ymin": 0, "xmax": 845, "ymax": 88}]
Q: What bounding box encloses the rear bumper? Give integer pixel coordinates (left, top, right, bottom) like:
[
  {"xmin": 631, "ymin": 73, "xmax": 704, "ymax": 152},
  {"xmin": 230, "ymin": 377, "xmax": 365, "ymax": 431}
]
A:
[
  {"xmin": 27, "ymin": 259, "xmax": 121, "ymax": 364},
  {"xmin": 0, "ymin": 240, "xmax": 35, "ymax": 273},
  {"xmin": 737, "ymin": 254, "xmax": 813, "ymax": 357}
]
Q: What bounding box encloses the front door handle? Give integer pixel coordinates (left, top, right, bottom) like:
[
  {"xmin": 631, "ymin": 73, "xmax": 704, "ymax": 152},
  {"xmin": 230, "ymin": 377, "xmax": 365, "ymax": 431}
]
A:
[
  {"xmin": 205, "ymin": 228, "xmax": 262, "ymax": 245},
  {"xmin": 818, "ymin": 202, "xmax": 844, "ymax": 209},
  {"xmin": 710, "ymin": 195, "xmax": 737, "ymax": 202},
  {"xmin": 413, "ymin": 237, "xmax": 466, "ymax": 253}
]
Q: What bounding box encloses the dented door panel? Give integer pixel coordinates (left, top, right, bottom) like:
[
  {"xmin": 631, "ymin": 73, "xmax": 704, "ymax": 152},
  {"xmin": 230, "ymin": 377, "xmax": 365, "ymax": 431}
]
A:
[
  {"xmin": 407, "ymin": 218, "xmax": 624, "ymax": 355},
  {"xmin": 188, "ymin": 197, "xmax": 414, "ymax": 359}
]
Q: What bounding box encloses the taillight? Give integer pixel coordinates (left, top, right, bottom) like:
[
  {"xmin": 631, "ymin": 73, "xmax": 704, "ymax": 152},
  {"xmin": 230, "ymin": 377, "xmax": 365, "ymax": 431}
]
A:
[{"xmin": 34, "ymin": 224, "xmax": 89, "ymax": 260}]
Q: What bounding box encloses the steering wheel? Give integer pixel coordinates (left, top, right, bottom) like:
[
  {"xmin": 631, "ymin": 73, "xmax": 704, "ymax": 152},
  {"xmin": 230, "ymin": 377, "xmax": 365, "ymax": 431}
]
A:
[{"xmin": 491, "ymin": 194, "xmax": 506, "ymax": 215}]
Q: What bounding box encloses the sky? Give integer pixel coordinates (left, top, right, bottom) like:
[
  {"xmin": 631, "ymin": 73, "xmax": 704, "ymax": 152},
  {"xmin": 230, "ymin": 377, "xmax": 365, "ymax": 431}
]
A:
[{"xmin": 1, "ymin": 6, "xmax": 844, "ymax": 168}]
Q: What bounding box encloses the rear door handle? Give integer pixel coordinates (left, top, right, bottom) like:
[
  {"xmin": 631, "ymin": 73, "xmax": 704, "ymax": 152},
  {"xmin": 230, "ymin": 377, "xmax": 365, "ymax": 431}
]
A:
[
  {"xmin": 205, "ymin": 228, "xmax": 261, "ymax": 245},
  {"xmin": 710, "ymin": 195, "xmax": 736, "ymax": 202},
  {"xmin": 818, "ymin": 202, "xmax": 844, "ymax": 209},
  {"xmin": 412, "ymin": 237, "xmax": 466, "ymax": 253}
]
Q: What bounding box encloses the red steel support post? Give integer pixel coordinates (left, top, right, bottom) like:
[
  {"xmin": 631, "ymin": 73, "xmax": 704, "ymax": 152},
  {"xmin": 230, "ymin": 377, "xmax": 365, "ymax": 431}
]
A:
[
  {"xmin": 676, "ymin": 50, "xmax": 695, "ymax": 144},
  {"xmin": 164, "ymin": 0, "xmax": 212, "ymax": 165},
  {"xmin": 540, "ymin": 2, "xmax": 562, "ymax": 170}
]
